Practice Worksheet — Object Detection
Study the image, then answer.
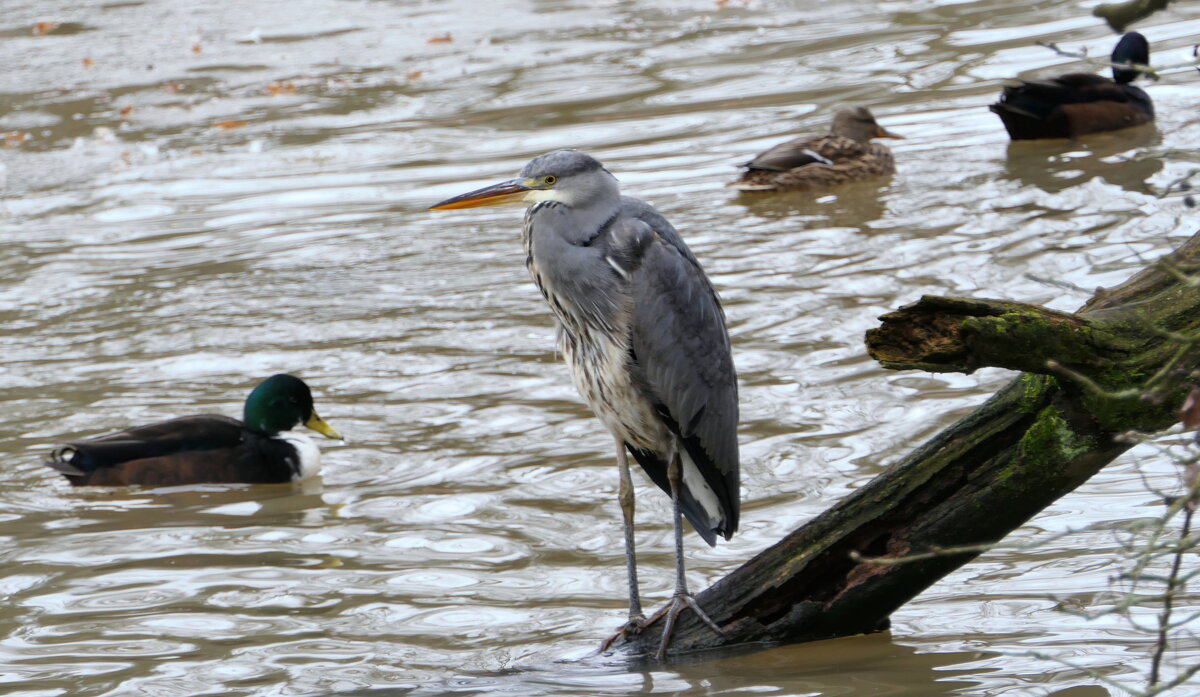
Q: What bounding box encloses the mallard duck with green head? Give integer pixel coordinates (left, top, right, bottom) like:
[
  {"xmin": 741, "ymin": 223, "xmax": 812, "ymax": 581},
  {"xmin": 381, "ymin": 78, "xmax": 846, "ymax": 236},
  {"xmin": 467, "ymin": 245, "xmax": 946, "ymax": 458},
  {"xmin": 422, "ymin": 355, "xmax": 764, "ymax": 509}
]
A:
[
  {"xmin": 731, "ymin": 106, "xmax": 903, "ymax": 192},
  {"xmin": 46, "ymin": 374, "xmax": 343, "ymax": 486},
  {"xmin": 990, "ymin": 32, "xmax": 1154, "ymax": 140}
]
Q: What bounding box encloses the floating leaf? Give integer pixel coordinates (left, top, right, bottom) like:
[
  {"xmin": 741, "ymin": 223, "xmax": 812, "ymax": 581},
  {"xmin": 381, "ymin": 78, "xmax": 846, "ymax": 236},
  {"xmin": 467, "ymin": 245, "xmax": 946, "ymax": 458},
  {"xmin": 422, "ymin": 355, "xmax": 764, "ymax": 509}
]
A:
[
  {"xmin": 427, "ymin": 33, "xmax": 453, "ymax": 44},
  {"xmin": 192, "ymin": 42, "xmax": 203, "ymax": 54},
  {"xmin": 82, "ymin": 57, "xmax": 94, "ymax": 68},
  {"xmin": 119, "ymin": 105, "xmax": 134, "ymax": 118},
  {"xmin": 212, "ymin": 119, "xmax": 248, "ymax": 130},
  {"xmin": 4, "ymin": 131, "xmax": 29, "ymax": 147},
  {"xmin": 405, "ymin": 69, "xmax": 423, "ymax": 81},
  {"xmin": 265, "ymin": 81, "xmax": 296, "ymax": 96},
  {"xmin": 163, "ymin": 82, "xmax": 183, "ymax": 93},
  {"xmin": 33, "ymin": 21, "xmax": 60, "ymax": 36}
]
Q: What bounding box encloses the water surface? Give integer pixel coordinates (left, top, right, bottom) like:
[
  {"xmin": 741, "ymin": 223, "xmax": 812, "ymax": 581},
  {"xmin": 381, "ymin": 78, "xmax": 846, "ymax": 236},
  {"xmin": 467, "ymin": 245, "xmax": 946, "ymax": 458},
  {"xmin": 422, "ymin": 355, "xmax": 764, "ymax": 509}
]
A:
[{"xmin": 3, "ymin": 0, "xmax": 1200, "ymax": 695}]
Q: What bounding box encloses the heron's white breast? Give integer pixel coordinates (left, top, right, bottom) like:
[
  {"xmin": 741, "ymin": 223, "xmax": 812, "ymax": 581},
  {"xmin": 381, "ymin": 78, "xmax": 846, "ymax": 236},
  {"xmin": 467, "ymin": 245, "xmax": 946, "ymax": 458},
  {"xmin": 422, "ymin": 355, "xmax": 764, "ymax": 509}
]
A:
[{"xmin": 560, "ymin": 324, "xmax": 665, "ymax": 451}]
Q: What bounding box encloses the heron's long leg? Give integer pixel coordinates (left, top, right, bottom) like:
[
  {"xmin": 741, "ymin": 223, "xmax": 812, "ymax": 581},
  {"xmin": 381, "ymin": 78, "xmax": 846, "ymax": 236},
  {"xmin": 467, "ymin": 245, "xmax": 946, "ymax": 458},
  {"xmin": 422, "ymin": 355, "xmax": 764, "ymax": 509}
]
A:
[
  {"xmin": 617, "ymin": 439, "xmax": 644, "ymax": 621},
  {"xmin": 668, "ymin": 452, "xmax": 689, "ymax": 598},
  {"xmin": 654, "ymin": 451, "xmax": 724, "ymax": 661},
  {"xmin": 599, "ymin": 438, "xmax": 647, "ymax": 653}
]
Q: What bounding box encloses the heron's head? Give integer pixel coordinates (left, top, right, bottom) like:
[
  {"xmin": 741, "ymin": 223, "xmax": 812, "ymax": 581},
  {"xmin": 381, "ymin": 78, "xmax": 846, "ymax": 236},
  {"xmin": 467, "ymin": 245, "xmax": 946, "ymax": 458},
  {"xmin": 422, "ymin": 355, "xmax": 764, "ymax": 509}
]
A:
[
  {"xmin": 1111, "ymin": 32, "xmax": 1151, "ymax": 84},
  {"xmin": 430, "ymin": 149, "xmax": 619, "ymax": 211},
  {"xmin": 830, "ymin": 107, "xmax": 903, "ymax": 143}
]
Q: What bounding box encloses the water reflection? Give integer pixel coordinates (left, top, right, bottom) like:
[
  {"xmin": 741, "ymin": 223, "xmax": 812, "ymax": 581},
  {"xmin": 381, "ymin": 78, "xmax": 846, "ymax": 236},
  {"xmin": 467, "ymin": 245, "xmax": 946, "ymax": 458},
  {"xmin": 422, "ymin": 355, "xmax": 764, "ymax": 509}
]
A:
[
  {"xmin": 732, "ymin": 178, "xmax": 892, "ymax": 228},
  {"xmin": 388, "ymin": 635, "xmax": 988, "ymax": 696},
  {"xmin": 1000, "ymin": 126, "xmax": 1163, "ymax": 194}
]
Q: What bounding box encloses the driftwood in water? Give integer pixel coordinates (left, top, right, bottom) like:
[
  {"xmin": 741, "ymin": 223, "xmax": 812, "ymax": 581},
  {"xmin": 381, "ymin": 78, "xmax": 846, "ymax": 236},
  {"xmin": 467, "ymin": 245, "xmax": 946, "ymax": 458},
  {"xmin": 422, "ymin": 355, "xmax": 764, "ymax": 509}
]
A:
[
  {"xmin": 619, "ymin": 232, "xmax": 1200, "ymax": 660},
  {"xmin": 1093, "ymin": 0, "xmax": 1173, "ymax": 33}
]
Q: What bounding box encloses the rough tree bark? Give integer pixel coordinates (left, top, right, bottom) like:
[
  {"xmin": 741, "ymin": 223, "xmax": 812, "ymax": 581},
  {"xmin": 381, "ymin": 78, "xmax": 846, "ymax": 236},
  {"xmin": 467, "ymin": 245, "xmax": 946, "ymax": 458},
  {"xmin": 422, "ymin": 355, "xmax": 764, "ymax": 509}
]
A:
[{"xmin": 618, "ymin": 233, "xmax": 1200, "ymax": 660}]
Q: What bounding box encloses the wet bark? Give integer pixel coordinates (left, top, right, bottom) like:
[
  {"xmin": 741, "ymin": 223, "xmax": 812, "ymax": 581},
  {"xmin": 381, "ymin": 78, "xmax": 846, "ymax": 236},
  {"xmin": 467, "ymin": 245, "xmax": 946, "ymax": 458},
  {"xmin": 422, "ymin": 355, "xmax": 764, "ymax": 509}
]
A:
[{"xmin": 617, "ymin": 233, "xmax": 1200, "ymax": 661}]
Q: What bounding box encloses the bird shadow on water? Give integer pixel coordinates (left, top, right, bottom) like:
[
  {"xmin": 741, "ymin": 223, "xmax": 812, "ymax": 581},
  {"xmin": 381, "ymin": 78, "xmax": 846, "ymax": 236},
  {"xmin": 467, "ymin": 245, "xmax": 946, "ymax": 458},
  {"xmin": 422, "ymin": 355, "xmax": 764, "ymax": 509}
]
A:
[
  {"xmin": 729, "ymin": 178, "xmax": 891, "ymax": 231},
  {"xmin": 998, "ymin": 126, "xmax": 1163, "ymax": 195},
  {"xmin": 363, "ymin": 632, "xmax": 993, "ymax": 697},
  {"xmin": 27, "ymin": 479, "xmax": 337, "ymax": 532}
]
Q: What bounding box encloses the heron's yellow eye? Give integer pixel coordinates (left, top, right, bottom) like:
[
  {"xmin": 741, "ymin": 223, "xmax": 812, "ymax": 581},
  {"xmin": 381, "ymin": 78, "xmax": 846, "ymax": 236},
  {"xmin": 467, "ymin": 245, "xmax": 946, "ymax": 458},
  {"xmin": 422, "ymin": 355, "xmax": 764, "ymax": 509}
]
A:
[{"xmin": 543, "ymin": 175, "xmax": 557, "ymax": 186}]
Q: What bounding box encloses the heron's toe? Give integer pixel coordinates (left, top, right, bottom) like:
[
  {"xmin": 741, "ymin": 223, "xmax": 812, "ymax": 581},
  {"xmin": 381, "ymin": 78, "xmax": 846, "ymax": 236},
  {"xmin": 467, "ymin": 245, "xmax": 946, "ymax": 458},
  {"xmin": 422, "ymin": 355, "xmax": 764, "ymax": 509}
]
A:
[{"xmin": 598, "ymin": 613, "xmax": 649, "ymax": 653}]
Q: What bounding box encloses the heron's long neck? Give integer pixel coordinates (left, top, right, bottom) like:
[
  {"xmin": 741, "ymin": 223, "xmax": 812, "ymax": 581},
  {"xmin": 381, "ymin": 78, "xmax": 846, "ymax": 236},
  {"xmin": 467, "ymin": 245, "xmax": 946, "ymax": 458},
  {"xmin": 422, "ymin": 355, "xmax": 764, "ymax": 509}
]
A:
[{"xmin": 523, "ymin": 199, "xmax": 626, "ymax": 339}]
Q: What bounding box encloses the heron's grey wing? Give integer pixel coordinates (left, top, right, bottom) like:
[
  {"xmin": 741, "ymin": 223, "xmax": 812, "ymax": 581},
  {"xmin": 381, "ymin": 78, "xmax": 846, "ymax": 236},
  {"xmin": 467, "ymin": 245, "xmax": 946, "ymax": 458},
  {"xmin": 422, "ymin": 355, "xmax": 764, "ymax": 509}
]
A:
[{"xmin": 611, "ymin": 202, "xmax": 740, "ymax": 537}]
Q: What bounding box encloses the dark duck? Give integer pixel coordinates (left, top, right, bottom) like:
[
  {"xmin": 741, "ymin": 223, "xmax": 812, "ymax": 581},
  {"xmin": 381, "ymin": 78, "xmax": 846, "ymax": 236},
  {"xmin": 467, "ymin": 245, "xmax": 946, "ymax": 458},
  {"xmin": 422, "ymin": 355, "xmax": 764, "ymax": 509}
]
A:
[
  {"xmin": 731, "ymin": 106, "xmax": 903, "ymax": 192},
  {"xmin": 990, "ymin": 32, "xmax": 1154, "ymax": 140},
  {"xmin": 46, "ymin": 374, "xmax": 343, "ymax": 486}
]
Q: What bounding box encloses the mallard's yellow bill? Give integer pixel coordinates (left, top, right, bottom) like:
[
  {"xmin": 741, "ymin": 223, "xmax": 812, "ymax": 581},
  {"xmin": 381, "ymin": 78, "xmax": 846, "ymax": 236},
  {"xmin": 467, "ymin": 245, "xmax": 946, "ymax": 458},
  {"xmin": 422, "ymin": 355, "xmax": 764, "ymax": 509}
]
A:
[
  {"xmin": 305, "ymin": 412, "xmax": 343, "ymax": 440},
  {"xmin": 429, "ymin": 180, "xmax": 532, "ymax": 210}
]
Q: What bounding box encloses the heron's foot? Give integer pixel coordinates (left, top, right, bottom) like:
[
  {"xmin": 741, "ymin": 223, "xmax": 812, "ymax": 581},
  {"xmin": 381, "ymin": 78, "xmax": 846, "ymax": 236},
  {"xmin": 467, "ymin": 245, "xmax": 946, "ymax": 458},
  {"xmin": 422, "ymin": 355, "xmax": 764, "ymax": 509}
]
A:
[
  {"xmin": 598, "ymin": 613, "xmax": 649, "ymax": 653},
  {"xmin": 654, "ymin": 592, "xmax": 725, "ymax": 662}
]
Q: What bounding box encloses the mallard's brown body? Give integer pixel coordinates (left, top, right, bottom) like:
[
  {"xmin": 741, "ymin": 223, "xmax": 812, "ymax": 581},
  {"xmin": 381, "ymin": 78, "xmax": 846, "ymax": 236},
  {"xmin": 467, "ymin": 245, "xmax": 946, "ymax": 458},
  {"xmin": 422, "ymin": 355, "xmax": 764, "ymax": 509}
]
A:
[
  {"xmin": 989, "ymin": 32, "xmax": 1154, "ymax": 141},
  {"xmin": 47, "ymin": 415, "xmax": 303, "ymax": 486},
  {"xmin": 44, "ymin": 374, "xmax": 340, "ymax": 486}
]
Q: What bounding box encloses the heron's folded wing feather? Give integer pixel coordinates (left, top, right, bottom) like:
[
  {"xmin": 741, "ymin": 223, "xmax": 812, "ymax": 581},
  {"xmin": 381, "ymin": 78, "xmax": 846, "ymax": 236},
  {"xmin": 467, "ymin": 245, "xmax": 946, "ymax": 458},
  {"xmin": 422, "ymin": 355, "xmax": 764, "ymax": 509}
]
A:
[{"xmin": 617, "ymin": 202, "xmax": 740, "ymax": 535}]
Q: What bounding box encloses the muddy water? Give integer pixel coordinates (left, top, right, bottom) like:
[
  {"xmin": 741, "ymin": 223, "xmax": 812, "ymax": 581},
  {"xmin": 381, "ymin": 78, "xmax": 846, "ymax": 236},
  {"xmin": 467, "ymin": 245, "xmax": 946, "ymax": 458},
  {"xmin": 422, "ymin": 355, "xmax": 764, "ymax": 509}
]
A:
[{"xmin": 3, "ymin": 0, "xmax": 1200, "ymax": 695}]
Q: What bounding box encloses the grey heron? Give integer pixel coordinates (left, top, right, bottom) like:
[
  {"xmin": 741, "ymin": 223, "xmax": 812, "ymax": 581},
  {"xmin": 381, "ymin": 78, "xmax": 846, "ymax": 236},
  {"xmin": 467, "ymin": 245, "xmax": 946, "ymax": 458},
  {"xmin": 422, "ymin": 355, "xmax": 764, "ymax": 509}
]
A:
[{"xmin": 430, "ymin": 149, "xmax": 739, "ymax": 660}]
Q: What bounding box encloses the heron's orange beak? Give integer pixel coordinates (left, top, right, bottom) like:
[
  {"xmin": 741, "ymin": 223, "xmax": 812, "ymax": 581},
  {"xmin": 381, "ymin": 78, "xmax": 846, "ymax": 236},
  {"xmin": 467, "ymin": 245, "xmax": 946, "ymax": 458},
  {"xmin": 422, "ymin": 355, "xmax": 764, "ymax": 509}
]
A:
[
  {"xmin": 430, "ymin": 179, "xmax": 532, "ymax": 210},
  {"xmin": 875, "ymin": 125, "xmax": 904, "ymax": 139}
]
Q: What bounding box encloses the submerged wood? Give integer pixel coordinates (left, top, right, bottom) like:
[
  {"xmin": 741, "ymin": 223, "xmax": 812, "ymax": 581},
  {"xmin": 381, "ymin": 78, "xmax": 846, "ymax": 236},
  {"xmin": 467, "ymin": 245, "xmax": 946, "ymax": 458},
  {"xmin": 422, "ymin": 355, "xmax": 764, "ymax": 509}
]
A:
[
  {"xmin": 1093, "ymin": 0, "xmax": 1173, "ymax": 33},
  {"xmin": 618, "ymin": 233, "xmax": 1200, "ymax": 660}
]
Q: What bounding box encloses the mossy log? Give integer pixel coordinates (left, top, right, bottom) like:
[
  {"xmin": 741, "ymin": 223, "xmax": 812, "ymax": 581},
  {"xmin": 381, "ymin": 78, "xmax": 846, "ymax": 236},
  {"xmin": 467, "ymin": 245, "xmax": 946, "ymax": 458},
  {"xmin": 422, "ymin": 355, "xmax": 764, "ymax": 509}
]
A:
[{"xmin": 617, "ymin": 233, "xmax": 1200, "ymax": 660}]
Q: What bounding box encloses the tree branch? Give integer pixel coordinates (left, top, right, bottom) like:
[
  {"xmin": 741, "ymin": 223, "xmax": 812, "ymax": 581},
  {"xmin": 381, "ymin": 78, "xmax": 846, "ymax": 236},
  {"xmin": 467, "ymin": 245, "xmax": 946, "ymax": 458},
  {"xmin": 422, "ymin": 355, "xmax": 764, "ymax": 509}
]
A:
[{"xmin": 615, "ymin": 233, "xmax": 1200, "ymax": 660}]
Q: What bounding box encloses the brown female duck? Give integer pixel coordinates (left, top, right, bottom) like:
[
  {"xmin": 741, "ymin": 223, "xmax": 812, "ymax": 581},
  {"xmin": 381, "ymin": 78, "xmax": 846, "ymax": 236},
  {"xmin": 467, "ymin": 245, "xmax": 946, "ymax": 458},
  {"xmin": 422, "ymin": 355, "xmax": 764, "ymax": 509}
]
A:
[{"xmin": 731, "ymin": 107, "xmax": 902, "ymax": 192}]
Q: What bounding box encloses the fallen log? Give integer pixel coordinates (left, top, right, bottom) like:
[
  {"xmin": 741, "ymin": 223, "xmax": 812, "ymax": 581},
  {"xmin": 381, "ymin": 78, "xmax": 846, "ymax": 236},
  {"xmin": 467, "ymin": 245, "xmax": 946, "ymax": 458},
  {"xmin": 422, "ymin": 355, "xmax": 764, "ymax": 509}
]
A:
[{"xmin": 617, "ymin": 232, "xmax": 1200, "ymax": 660}]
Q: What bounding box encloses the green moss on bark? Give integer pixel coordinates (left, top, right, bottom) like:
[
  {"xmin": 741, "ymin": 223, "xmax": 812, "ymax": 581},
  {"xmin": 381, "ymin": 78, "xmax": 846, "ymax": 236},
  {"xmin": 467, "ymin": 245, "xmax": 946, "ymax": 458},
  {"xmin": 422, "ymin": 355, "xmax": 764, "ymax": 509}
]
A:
[
  {"xmin": 1007, "ymin": 405, "xmax": 1096, "ymax": 488},
  {"xmin": 1017, "ymin": 374, "xmax": 1056, "ymax": 413}
]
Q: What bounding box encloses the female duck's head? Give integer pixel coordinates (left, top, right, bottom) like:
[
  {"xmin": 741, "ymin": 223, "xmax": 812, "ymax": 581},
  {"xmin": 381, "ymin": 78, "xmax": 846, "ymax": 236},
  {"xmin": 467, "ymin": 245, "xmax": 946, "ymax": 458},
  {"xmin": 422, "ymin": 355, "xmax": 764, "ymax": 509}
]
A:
[
  {"xmin": 830, "ymin": 107, "xmax": 903, "ymax": 143},
  {"xmin": 243, "ymin": 374, "xmax": 342, "ymax": 439}
]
